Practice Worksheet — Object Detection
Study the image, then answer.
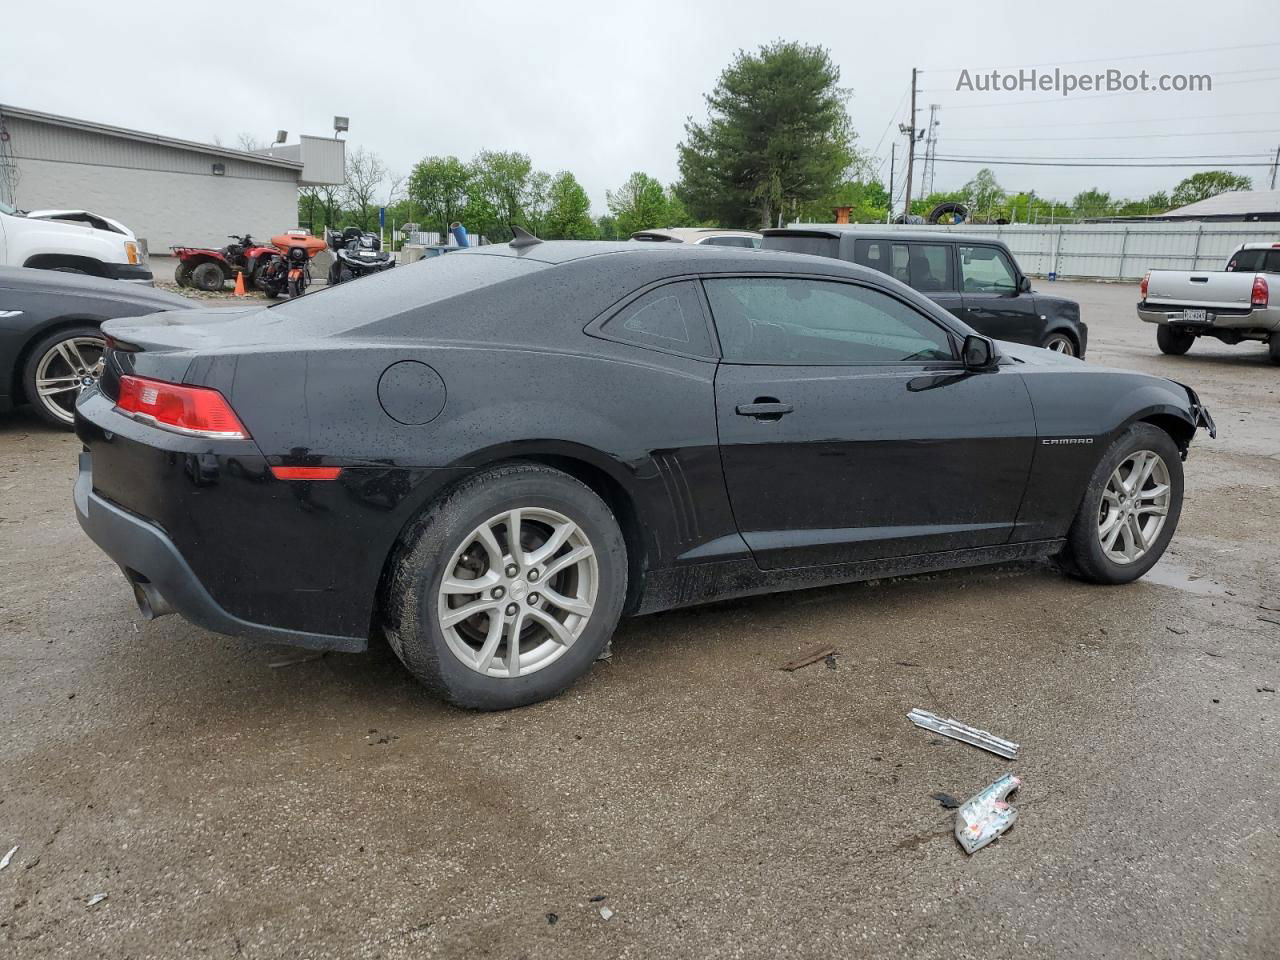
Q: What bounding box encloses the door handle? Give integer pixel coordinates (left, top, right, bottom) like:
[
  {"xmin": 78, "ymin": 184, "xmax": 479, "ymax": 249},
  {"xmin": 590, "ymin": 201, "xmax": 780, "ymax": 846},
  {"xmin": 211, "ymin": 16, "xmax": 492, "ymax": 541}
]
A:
[{"xmin": 735, "ymin": 399, "xmax": 793, "ymax": 419}]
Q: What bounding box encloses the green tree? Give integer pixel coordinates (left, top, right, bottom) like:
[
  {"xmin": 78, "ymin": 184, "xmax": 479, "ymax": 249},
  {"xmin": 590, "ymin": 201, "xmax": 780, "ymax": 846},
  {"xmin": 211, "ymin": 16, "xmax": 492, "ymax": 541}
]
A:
[
  {"xmin": 1071, "ymin": 188, "xmax": 1115, "ymax": 219},
  {"xmin": 1171, "ymin": 171, "xmax": 1252, "ymax": 208},
  {"xmin": 469, "ymin": 150, "xmax": 535, "ymax": 240},
  {"xmin": 962, "ymin": 168, "xmax": 1006, "ymax": 222},
  {"xmin": 801, "ymin": 178, "xmax": 892, "ymax": 223},
  {"xmin": 677, "ymin": 41, "xmax": 853, "ymax": 228},
  {"xmin": 607, "ymin": 172, "xmax": 671, "ymax": 236},
  {"xmin": 596, "ymin": 214, "xmax": 621, "ymax": 240},
  {"xmin": 543, "ymin": 171, "xmax": 596, "ymax": 239},
  {"xmin": 407, "ymin": 155, "xmax": 471, "ymax": 235}
]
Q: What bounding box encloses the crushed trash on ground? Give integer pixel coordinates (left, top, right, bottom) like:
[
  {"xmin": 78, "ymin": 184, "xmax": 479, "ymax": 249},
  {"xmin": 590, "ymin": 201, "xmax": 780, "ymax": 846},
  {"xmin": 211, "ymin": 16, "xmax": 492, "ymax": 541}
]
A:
[{"xmin": 955, "ymin": 774, "xmax": 1022, "ymax": 854}]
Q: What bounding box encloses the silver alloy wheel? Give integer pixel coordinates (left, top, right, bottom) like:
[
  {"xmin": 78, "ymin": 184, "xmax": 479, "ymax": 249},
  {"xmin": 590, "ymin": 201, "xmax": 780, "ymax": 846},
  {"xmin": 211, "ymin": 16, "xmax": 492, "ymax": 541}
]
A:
[
  {"xmin": 34, "ymin": 335, "xmax": 105, "ymax": 424},
  {"xmin": 1097, "ymin": 449, "xmax": 1171, "ymax": 565},
  {"xmin": 437, "ymin": 507, "xmax": 598, "ymax": 678},
  {"xmin": 1044, "ymin": 334, "xmax": 1076, "ymax": 356}
]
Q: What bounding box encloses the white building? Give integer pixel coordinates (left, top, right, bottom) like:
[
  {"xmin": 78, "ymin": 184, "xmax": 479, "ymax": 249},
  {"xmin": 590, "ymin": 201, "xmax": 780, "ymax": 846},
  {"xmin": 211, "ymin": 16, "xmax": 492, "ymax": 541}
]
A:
[{"xmin": 0, "ymin": 104, "xmax": 344, "ymax": 252}]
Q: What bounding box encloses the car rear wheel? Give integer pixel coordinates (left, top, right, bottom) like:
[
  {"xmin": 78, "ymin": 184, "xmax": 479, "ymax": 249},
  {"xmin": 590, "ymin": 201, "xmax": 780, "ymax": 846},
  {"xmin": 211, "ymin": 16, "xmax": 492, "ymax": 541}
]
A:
[
  {"xmin": 1268, "ymin": 334, "xmax": 1280, "ymax": 365},
  {"xmin": 22, "ymin": 325, "xmax": 105, "ymax": 428},
  {"xmin": 1042, "ymin": 331, "xmax": 1078, "ymax": 356},
  {"xmin": 383, "ymin": 462, "xmax": 627, "ymax": 709},
  {"xmin": 190, "ymin": 262, "xmax": 226, "ymax": 291},
  {"xmin": 1157, "ymin": 325, "xmax": 1195, "ymax": 356},
  {"xmin": 1060, "ymin": 423, "xmax": 1183, "ymax": 584}
]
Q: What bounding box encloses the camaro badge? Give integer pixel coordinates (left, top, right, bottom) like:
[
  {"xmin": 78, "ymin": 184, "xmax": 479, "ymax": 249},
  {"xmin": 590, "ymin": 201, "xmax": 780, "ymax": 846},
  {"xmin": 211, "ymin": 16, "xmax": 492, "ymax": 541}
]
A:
[{"xmin": 1042, "ymin": 438, "xmax": 1094, "ymax": 445}]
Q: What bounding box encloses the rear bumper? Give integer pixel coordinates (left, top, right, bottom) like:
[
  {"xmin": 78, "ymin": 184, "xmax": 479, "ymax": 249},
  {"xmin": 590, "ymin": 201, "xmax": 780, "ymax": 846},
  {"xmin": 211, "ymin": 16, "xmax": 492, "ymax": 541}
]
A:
[
  {"xmin": 1138, "ymin": 302, "xmax": 1280, "ymax": 332},
  {"xmin": 74, "ymin": 450, "xmax": 366, "ymax": 652}
]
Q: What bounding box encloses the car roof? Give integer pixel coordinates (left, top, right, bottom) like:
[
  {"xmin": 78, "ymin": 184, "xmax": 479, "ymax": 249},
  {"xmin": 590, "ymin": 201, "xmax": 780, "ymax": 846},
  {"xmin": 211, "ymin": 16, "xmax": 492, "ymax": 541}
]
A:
[
  {"xmin": 454, "ymin": 239, "xmax": 799, "ymax": 267},
  {"xmin": 631, "ymin": 227, "xmax": 763, "ymax": 243},
  {"xmin": 763, "ymin": 226, "xmax": 1008, "ymax": 246}
]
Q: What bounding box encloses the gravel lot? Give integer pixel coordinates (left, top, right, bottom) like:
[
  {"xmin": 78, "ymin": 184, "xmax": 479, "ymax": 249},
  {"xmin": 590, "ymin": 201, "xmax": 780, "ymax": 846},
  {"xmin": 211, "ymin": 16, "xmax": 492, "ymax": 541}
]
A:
[{"xmin": 1, "ymin": 280, "xmax": 1277, "ymax": 959}]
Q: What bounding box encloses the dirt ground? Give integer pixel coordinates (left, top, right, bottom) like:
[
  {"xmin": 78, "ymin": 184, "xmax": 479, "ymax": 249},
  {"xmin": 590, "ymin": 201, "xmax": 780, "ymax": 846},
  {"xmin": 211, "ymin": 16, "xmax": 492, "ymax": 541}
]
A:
[{"xmin": 1, "ymin": 280, "xmax": 1277, "ymax": 959}]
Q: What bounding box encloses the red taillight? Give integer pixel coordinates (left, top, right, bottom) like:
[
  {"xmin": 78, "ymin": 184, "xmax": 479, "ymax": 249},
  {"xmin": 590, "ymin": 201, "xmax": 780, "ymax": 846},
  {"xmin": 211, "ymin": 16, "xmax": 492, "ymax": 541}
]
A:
[
  {"xmin": 116, "ymin": 375, "xmax": 249, "ymax": 439},
  {"xmin": 1140, "ymin": 272, "xmax": 1150, "ymax": 300},
  {"xmin": 269, "ymin": 466, "xmax": 342, "ymax": 480},
  {"xmin": 1252, "ymin": 275, "xmax": 1269, "ymax": 308}
]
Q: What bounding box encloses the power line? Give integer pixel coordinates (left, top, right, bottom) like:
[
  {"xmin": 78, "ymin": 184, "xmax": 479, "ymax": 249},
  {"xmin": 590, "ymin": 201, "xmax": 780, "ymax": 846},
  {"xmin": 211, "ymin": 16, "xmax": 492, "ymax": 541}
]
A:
[
  {"xmin": 946, "ymin": 128, "xmax": 1280, "ymax": 143},
  {"xmin": 933, "ymin": 156, "xmax": 1276, "ymax": 168},
  {"xmin": 942, "ymin": 110, "xmax": 1280, "ymax": 131},
  {"xmin": 921, "ymin": 40, "xmax": 1280, "ymax": 74},
  {"xmin": 939, "ymin": 152, "xmax": 1273, "ymax": 161}
]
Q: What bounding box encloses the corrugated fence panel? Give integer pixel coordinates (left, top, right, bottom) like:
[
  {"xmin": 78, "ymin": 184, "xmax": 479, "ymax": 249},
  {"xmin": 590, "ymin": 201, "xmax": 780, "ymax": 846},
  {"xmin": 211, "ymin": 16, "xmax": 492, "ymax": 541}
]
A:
[{"xmin": 801, "ymin": 222, "xmax": 1280, "ymax": 280}]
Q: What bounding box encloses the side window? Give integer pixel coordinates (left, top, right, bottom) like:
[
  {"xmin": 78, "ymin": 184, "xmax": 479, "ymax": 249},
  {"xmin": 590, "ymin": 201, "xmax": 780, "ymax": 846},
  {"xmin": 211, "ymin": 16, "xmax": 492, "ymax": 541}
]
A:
[
  {"xmin": 599, "ymin": 281, "xmax": 714, "ymax": 358},
  {"xmin": 889, "ymin": 243, "xmax": 911, "ymax": 284},
  {"xmin": 703, "ymin": 277, "xmax": 955, "ymax": 365},
  {"xmin": 854, "ymin": 239, "xmax": 888, "ymax": 274},
  {"xmin": 907, "ymin": 243, "xmax": 954, "ymax": 292},
  {"xmin": 959, "ymin": 245, "xmax": 1018, "ymax": 293},
  {"xmin": 1226, "ymin": 248, "xmax": 1266, "ymax": 272}
]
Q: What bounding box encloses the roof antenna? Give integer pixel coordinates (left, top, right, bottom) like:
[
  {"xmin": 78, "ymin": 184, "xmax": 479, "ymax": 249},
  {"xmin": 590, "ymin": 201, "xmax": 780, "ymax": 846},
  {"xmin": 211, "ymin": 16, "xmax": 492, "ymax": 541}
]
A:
[{"xmin": 509, "ymin": 225, "xmax": 542, "ymax": 249}]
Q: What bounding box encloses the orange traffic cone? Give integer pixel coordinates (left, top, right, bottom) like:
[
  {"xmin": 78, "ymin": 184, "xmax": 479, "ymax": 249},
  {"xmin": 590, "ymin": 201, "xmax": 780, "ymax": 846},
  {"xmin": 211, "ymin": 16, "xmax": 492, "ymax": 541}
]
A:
[{"xmin": 233, "ymin": 270, "xmax": 247, "ymax": 297}]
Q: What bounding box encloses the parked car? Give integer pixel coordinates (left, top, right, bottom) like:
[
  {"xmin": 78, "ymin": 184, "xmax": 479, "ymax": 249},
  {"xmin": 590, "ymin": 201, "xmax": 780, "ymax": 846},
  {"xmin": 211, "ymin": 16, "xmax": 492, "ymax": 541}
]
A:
[
  {"xmin": 632, "ymin": 227, "xmax": 763, "ymax": 248},
  {"xmin": 74, "ymin": 240, "xmax": 1213, "ymax": 710},
  {"xmin": 0, "ymin": 265, "xmax": 191, "ymax": 426},
  {"xmin": 0, "ymin": 200, "xmax": 152, "ymax": 283},
  {"xmin": 1138, "ymin": 243, "xmax": 1280, "ymax": 363},
  {"xmin": 762, "ymin": 228, "xmax": 1087, "ymax": 357}
]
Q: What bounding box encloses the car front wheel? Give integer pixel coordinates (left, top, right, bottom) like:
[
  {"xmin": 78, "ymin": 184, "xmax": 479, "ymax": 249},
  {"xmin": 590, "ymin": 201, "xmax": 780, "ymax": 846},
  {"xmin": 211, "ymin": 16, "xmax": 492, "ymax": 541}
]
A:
[
  {"xmin": 1042, "ymin": 331, "xmax": 1077, "ymax": 356},
  {"xmin": 383, "ymin": 462, "xmax": 627, "ymax": 709},
  {"xmin": 1060, "ymin": 423, "xmax": 1183, "ymax": 584}
]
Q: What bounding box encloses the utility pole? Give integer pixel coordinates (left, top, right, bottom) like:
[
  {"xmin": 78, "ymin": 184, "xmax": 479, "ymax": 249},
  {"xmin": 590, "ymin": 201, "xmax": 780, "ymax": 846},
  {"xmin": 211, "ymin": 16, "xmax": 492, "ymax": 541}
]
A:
[
  {"xmin": 1270, "ymin": 144, "xmax": 1280, "ymax": 191},
  {"xmin": 888, "ymin": 142, "xmax": 896, "ymax": 223},
  {"xmin": 901, "ymin": 68, "xmax": 919, "ymax": 223}
]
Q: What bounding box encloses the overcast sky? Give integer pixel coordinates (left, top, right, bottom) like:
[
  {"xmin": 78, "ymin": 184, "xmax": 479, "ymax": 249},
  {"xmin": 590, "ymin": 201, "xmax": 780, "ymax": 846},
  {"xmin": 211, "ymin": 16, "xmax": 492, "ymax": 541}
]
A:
[{"xmin": 4, "ymin": 1, "xmax": 1278, "ymax": 215}]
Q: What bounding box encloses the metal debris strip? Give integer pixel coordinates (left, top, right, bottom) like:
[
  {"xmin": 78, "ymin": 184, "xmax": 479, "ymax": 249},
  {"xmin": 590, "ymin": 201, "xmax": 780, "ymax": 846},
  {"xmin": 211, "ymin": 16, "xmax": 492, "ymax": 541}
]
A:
[
  {"xmin": 908, "ymin": 708, "xmax": 1019, "ymax": 759},
  {"xmin": 0, "ymin": 845, "xmax": 16, "ymax": 870},
  {"xmin": 779, "ymin": 644, "xmax": 838, "ymax": 672},
  {"xmin": 955, "ymin": 773, "xmax": 1022, "ymax": 855},
  {"xmin": 86, "ymin": 893, "xmax": 107, "ymax": 907}
]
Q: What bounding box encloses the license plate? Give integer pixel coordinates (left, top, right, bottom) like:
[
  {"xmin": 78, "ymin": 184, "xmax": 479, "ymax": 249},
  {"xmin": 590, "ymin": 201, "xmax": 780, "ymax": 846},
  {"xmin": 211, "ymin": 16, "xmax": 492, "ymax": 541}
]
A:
[{"xmin": 1180, "ymin": 309, "xmax": 1208, "ymax": 323}]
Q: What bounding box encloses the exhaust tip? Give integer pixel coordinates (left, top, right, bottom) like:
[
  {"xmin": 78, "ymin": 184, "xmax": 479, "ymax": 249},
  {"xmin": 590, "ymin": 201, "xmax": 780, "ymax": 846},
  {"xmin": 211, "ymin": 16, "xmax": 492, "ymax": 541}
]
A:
[{"xmin": 126, "ymin": 571, "xmax": 174, "ymax": 620}]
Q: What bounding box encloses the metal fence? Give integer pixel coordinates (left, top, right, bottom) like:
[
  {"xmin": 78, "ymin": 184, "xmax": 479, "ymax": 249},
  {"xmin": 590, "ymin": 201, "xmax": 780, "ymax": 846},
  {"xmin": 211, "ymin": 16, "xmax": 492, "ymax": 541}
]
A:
[{"xmin": 795, "ymin": 222, "xmax": 1280, "ymax": 281}]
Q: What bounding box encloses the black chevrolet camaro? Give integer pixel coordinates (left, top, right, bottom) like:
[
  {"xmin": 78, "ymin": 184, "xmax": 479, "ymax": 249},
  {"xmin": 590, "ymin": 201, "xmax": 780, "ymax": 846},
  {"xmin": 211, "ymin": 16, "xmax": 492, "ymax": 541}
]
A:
[{"xmin": 74, "ymin": 239, "xmax": 1215, "ymax": 709}]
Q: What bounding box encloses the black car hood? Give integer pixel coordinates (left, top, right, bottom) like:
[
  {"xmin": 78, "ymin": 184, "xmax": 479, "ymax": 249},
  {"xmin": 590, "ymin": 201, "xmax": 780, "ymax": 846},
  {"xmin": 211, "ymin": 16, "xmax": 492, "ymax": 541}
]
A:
[
  {"xmin": 996, "ymin": 339, "xmax": 1083, "ymax": 367},
  {"xmin": 0, "ymin": 265, "xmax": 193, "ymax": 311}
]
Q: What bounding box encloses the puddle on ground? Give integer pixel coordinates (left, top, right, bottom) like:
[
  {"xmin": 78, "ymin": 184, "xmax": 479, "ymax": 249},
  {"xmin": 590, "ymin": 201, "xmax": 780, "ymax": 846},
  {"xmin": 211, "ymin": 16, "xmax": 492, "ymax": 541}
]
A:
[{"xmin": 1141, "ymin": 559, "xmax": 1231, "ymax": 597}]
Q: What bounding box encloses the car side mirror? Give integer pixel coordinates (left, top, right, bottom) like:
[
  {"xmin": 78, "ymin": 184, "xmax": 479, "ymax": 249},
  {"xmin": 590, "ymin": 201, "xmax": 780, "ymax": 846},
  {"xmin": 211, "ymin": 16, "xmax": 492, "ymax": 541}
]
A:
[
  {"xmin": 1018, "ymin": 276, "xmax": 1032, "ymax": 293},
  {"xmin": 962, "ymin": 334, "xmax": 998, "ymax": 371}
]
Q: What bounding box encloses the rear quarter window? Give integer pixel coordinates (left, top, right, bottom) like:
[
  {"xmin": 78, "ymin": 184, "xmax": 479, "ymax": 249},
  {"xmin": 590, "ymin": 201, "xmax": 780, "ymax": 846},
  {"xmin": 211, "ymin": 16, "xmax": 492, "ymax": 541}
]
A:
[{"xmin": 596, "ymin": 281, "xmax": 715, "ymax": 359}]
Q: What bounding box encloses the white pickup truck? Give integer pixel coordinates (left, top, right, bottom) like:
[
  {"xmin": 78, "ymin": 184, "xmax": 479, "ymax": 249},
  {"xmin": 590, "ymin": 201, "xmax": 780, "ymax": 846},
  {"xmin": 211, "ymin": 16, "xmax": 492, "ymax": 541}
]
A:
[
  {"xmin": 1137, "ymin": 242, "xmax": 1280, "ymax": 363},
  {"xmin": 0, "ymin": 199, "xmax": 152, "ymax": 283}
]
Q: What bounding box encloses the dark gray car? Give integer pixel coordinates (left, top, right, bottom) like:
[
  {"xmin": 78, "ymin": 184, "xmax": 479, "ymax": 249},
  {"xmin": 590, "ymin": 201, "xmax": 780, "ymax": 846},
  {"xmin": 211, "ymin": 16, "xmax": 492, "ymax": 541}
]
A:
[
  {"xmin": 0, "ymin": 265, "xmax": 192, "ymax": 427},
  {"xmin": 763, "ymin": 228, "xmax": 1088, "ymax": 357}
]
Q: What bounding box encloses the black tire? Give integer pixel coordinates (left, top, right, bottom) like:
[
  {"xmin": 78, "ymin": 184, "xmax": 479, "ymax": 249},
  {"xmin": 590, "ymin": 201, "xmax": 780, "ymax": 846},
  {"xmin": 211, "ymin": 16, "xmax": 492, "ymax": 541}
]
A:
[
  {"xmin": 21, "ymin": 324, "xmax": 105, "ymax": 429},
  {"xmin": 1157, "ymin": 325, "xmax": 1195, "ymax": 356},
  {"xmin": 287, "ymin": 276, "xmax": 305, "ymax": 298},
  {"xmin": 1060, "ymin": 423, "xmax": 1184, "ymax": 585},
  {"xmin": 1269, "ymin": 334, "xmax": 1280, "ymax": 365},
  {"xmin": 382, "ymin": 462, "xmax": 628, "ymax": 710},
  {"xmin": 327, "ymin": 262, "xmax": 343, "ymax": 285},
  {"xmin": 174, "ymin": 261, "xmax": 193, "ymax": 287},
  {"xmin": 190, "ymin": 261, "xmax": 226, "ymax": 292},
  {"xmin": 1041, "ymin": 330, "xmax": 1078, "ymax": 357},
  {"xmin": 251, "ymin": 263, "xmax": 281, "ymax": 299}
]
